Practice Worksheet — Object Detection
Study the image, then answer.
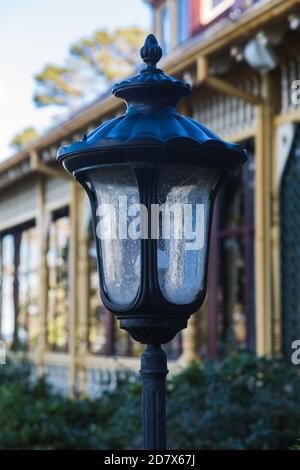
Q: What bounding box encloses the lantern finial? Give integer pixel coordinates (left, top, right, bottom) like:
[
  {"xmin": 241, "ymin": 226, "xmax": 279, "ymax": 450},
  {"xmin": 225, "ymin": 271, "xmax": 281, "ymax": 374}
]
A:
[{"xmin": 140, "ymin": 34, "xmax": 162, "ymax": 68}]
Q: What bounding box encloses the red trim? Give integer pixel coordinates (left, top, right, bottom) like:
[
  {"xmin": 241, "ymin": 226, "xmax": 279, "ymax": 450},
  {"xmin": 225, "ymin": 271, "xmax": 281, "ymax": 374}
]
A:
[{"xmin": 190, "ymin": 0, "xmax": 201, "ymax": 36}]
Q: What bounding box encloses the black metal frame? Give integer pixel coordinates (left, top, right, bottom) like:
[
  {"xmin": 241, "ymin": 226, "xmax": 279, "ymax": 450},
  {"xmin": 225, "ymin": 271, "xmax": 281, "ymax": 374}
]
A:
[
  {"xmin": 57, "ymin": 34, "xmax": 247, "ymax": 450},
  {"xmin": 59, "ymin": 143, "xmax": 244, "ymax": 175}
]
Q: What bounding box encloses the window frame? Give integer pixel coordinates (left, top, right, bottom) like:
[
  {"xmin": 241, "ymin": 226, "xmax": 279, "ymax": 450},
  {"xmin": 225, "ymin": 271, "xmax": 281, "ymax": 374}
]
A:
[
  {"xmin": 0, "ymin": 220, "xmax": 38, "ymax": 351},
  {"xmin": 46, "ymin": 206, "xmax": 70, "ymax": 353},
  {"xmin": 206, "ymin": 139, "xmax": 255, "ymax": 355},
  {"xmin": 200, "ymin": 0, "xmax": 234, "ymax": 25}
]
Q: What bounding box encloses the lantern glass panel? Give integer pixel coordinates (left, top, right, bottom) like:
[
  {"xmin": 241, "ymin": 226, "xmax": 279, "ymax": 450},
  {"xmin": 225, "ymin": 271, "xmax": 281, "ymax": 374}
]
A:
[
  {"xmin": 86, "ymin": 165, "xmax": 141, "ymax": 307},
  {"xmin": 157, "ymin": 165, "xmax": 218, "ymax": 304}
]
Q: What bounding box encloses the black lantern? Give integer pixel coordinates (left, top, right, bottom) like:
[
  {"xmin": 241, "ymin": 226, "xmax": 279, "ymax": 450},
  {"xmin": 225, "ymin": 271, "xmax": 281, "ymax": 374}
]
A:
[{"xmin": 57, "ymin": 34, "xmax": 246, "ymax": 450}]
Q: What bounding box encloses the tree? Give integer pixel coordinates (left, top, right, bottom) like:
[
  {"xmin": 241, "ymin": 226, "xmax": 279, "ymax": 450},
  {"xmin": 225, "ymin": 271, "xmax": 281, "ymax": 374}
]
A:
[
  {"xmin": 33, "ymin": 27, "xmax": 147, "ymax": 109},
  {"xmin": 10, "ymin": 127, "xmax": 40, "ymax": 151}
]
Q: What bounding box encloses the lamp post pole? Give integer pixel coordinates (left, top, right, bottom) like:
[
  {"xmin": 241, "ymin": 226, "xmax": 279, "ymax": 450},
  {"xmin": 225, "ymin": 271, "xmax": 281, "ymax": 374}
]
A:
[{"xmin": 140, "ymin": 344, "xmax": 168, "ymax": 450}]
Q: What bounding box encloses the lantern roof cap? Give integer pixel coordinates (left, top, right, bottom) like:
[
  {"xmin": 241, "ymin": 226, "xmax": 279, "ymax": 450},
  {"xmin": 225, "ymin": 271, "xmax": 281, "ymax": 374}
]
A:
[
  {"xmin": 112, "ymin": 34, "xmax": 191, "ymax": 101},
  {"xmin": 57, "ymin": 34, "xmax": 246, "ymax": 169}
]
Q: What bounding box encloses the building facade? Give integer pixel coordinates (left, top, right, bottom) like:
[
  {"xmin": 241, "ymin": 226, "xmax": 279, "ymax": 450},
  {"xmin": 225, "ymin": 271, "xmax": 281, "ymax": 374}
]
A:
[{"xmin": 0, "ymin": 0, "xmax": 300, "ymax": 395}]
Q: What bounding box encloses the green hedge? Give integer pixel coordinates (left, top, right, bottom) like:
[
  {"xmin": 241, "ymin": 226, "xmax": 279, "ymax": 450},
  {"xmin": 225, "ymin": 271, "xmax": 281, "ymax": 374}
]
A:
[{"xmin": 0, "ymin": 353, "xmax": 299, "ymax": 449}]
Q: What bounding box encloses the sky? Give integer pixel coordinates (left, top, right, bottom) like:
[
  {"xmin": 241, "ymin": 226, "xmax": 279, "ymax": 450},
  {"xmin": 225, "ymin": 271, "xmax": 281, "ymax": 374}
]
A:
[{"xmin": 0, "ymin": 0, "xmax": 151, "ymax": 160}]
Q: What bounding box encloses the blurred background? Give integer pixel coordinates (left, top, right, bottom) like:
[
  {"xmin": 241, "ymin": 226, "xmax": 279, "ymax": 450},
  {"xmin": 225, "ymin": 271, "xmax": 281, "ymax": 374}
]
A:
[{"xmin": 1, "ymin": 0, "xmax": 300, "ymax": 450}]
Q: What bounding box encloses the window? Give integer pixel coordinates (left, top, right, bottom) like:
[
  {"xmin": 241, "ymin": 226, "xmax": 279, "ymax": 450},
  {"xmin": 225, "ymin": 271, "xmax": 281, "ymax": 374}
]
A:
[
  {"xmin": 161, "ymin": 3, "xmax": 172, "ymax": 54},
  {"xmin": 207, "ymin": 141, "xmax": 255, "ymax": 352},
  {"xmin": 178, "ymin": 0, "xmax": 190, "ymax": 44},
  {"xmin": 18, "ymin": 226, "xmax": 39, "ymax": 349},
  {"xmin": 200, "ymin": 0, "xmax": 234, "ymax": 25},
  {"xmin": 220, "ymin": 142, "xmax": 255, "ymax": 350},
  {"xmin": 47, "ymin": 208, "xmax": 70, "ymax": 352},
  {"xmin": 0, "ymin": 234, "xmax": 15, "ymax": 348},
  {"xmin": 0, "ymin": 224, "xmax": 39, "ymax": 350}
]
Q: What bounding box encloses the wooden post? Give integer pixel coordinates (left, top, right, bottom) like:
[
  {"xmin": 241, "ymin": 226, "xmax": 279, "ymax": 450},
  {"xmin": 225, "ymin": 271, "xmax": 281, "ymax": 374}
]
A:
[
  {"xmin": 180, "ymin": 313, "xmax": 200, "ymax": 364},
  {"xmin": 69, "ymin": 182, "xmax": 78, "ymax": 395},
  {"xmin": 271, "ymin": 187, "xmax": 281, "ymax": 354},
  {"xmin": 270, "ymin": 84, "xmax": 287, "ymax": 355},
  {"xmin": 12, "ymin": 231, "xmax": 21, "ymax": 350},
  {"xmin": 37, "ymin": 177, "xmax": 48, "ymax": 375},
  {"xmin": 77, "ymin": 190, "xmax": 90, "ymax": 396},
  {"xmin": 255, "ymin": 74, "xmax": 273, "ymax": 356}
]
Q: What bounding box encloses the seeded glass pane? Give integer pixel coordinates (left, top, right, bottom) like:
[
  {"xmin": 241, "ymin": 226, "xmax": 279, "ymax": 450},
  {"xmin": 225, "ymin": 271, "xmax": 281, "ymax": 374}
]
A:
[
  {"xmin": 88, "ymin": 166, "xmax": 140, "ymax": 307},
  {"xmin": 157, "ymin": 166, "xmax": 218, "ymax": 304}
]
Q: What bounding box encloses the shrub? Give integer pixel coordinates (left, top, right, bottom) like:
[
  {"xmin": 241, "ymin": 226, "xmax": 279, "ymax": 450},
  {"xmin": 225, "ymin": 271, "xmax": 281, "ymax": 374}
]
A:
[
  {"xmin": 0, "ymin": 359, "xmax": 114, "ymax": 449},
  {"xmin": 165, "ymin": 354, "xmax": 300, "ymax": 450},
  {"xmin": 0, "ymin": 353, "xmax": 299, "ymax": 449}
]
